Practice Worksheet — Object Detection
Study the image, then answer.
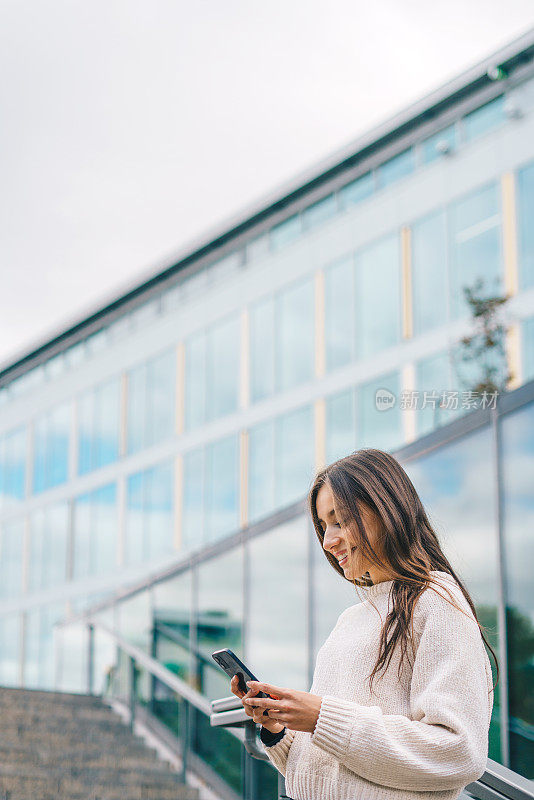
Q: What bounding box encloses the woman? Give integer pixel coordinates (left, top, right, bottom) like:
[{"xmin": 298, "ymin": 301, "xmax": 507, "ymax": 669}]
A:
[{"xmin": 231, "ymin": 448, "xmax": 498, "ymax": 800}]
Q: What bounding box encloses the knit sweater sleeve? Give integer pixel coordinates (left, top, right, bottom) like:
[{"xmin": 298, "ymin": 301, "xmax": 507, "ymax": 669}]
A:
[
  {"xmin": 309, "ymin": 583, "xmax": 494, "ymax": 792},
  {"xmin": 260, "ymin": 726, "xmax": 297, "ymax": 776}
]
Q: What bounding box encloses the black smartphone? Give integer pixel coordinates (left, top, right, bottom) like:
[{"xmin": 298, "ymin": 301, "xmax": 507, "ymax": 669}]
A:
[{"xmin": 212, "ymin": 648, "xmax": 279, "ymax": 716}]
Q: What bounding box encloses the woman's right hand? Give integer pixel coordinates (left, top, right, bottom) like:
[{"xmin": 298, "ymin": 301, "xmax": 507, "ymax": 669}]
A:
[{"xmin": 231, "ymin": 674, "xmax": 285, "ymax": 734}]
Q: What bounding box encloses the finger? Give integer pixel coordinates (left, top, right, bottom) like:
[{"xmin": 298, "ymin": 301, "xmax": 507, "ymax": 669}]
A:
[
  {"xmin": 243, "ymin": 697, "xmax": 282, "ymax": 710},
  {"xmin": 245, "ymin": 681, "xmax": 285, "ymax": 699}
]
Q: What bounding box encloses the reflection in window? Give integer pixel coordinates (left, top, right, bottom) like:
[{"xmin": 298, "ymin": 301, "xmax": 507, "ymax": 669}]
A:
[
  {"xmin": 449, "ymin": 182, "xmax": 502, "ymax": 321},
  {"xmin": 250, "ymin": 296, "xmax": 275, "ymax": 402},
  {"xmin": 0, "ymin": 426, "xmax": 26, "ymax": 512},
  {"xmin": 127, "ymin": 349, "xmax": 175, "ymax": 454},
  {"xmin": 247, "ymin": 517, "xmax": 308, "ymax": 690},
  {"xmin": 183, "ymin": 435, "xmax": 239, "ymax": 550},
  {"xmin": 117, "ymin": 591, "xmax": 152, "ymax": 654},
  {"xmin": 420, "ymin": 124, "xmax": 457, "ymax": 164},
  {"xmin": 33, "ymin": 402, "xmax": 71, "ymax": 493},
  {"xmin": 326, "ymin": 388, "xmax": 355, "ymax": 465},
  {"xmin": 402, "ymin": 426, "xmax": 501, "ymax": 762},
  {"xmin": 415, "ymin": 351, "xmax": 452, "ymax": 436},
  {"xmin": 0, "ymin": 517, "xmax": 24, "ymax": 600},
  {"xmin": 248, "ymin": 404, "xmax": 314, "ymax": 523},
  {"xmin": 522, "ymin": 316, "xmax": 534, "ymax": 383},
  {"xmin": 377, "ymin": 148, "xmax": 415, "ymax": 188},
  {"xmin": 29, "ymin": 502, "xmax": 69, "ymax": 592},
  {"xmin": 24, "ymin": 602, "xmax": 65, "ymax": 690},
  {"xmin": 270, "ymin": 214, "xmax": 302, "ymax": 251},
  {"xmin": 197, "ymin": 548, "xmax": 244, "ymax": 701},
  {"xmin": 355, "ymin": 234, "xmax": 401, "ymax": 358},
  {"xmin": 0, "ymin": 615, "xmax": 20, "ymax": 686},
  {"xmin": 126, "ymin": 461, "xmax": 174, "ymax": 566},
  {"xmin": 412, "ymin": 210, "xmax": 448, "ymax": 334},
  {"xmin": 338, "ymin": 172, "xmax": 374, "ymax": 208},
  {"xmin": 153, "ymin": 572, "xmax": 193, "ymax": 684},
  {"xmin": 356, "ymin": 371, "xmax": 403, "ymax": 452},
  {"xmin": 463, "ymin": 94, "xmax": 505, "ymax": 142},
  {"xmin": 185, "ymin": 316, "xmax": 239, "ymax": 430},
  {"xmin": 78, "ymin": 377, "xmax": 120, "ymax": 474},
  {"xmin": 325, "ymin": 256, "xmax": 355, "ymax": 371},
  {"xmin": 517, "ymin": 159, "xmax": 534, "ymax": 290},
  {"xmin": 73, "ymin": 483, "xmax": 117, "ymax": 579},
  {"xmin": 500, "ymin": 402, "xmax": 534, "ymax": 777}
]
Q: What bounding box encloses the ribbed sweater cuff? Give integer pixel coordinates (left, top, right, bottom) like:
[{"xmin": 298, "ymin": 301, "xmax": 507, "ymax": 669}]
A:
[{"xmin": 310, "ymin": 694, "xmax": 356, "ymax": 758}]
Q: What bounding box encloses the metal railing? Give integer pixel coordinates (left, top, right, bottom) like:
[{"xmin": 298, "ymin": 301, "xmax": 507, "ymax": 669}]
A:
[{"xmin": 86, "ymin": 619, "xmax": 534, "ymax": 800}]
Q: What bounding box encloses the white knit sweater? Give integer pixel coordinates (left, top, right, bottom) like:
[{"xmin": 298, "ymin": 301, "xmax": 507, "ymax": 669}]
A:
[{"xmin": 263, "ymin": 570, "xmax": 494, "ymax": 800}]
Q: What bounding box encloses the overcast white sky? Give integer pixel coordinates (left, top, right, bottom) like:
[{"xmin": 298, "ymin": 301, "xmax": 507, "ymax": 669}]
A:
[{"xmin": 1, "ymin": 0, "xmax": 534, "ymax": 369}]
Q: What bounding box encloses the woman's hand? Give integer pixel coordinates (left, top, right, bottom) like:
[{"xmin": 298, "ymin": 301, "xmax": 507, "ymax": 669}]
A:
[
  {"xmin": 230, "ymin": 674, "xmax": 284, "ymax": 734},
  {"xmin": 242, "ymin": 680, "xmax": 323, "ymax": 734}
]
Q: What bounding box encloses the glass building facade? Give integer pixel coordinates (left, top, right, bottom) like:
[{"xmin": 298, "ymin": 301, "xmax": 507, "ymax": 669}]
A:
[{"xmin": 1, "ymin": 31, "xmax": 534, "ymax": 792}]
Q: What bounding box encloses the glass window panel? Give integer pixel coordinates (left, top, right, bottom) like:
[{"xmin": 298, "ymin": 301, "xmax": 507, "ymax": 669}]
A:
[
  {"xmin": 148, "ymin": 350, "xmax": 176, "ymax": 446},
  {"xmin": 117, "ymin": 590, "xmax": 152, "ymax": 653},
  {"xmin": 402, "ymin": 426, "xmax": 501, "ymax": 762},
  {"xmin": 146, "ymin": 461, "xmax": 174, "ymax": 562},
  {"xmin": 500, "ymin": 402, "xmax": 534, "ymax": 777},
  {"xmin": 0, "ymin": 615, "xmax": 21, "ymax": 686},
  {"xmin": 463, "ymin": 94, "xmax": 505, "ymax": 142},
  {"xmin": 420, "ymin": 124, "xmax": 457, "ymax": 164},
  {"xmin": 356, "ymin": 371, "xmax": 403, "ymax": 451},
  {"xmin": 185, "ymin": 331, "xmax": 206, "ymax": 431},
  {"xmin": 449, "ymin": 182, "xmax": 502, "ymax": 321},
  {"xmin": 338, "ymin": 172, "xmax": 374, "ymax": 208},
  {"xmin": 126, "ymin": 471, "xmax": 145, "ymax": 566},
  {"xmin": 93, "ymin": 483, "xmax": 118, "ymax": 576},
  {"xmin": 415, "ymin": 351, "xmax": 452, "ymax": 436},
  {"xmin": 95, "ymin": 378, "xmax": 120, "ymax": 468},
  {"xmin": 302, "ymin": 194, "xmax": 338, "ymax": 230},
  {"xmin": 206, "ymin": 315, "xmax": 239, "ymax": 421},
  {"xmin": 246, "ymin": 232, "xmax": 270, "ymax": 263},
  {"xmin": 247, "ymin": 517, "xmax": 308, "ymax": 690},
  {"xmin": 276, "ymin": 404, "xmax": 314, "ymax": 509},
  {"xmin": 517, "ymin": 159, "xmax": 534, "ymax": 290},
  {"xmin": 355, "ymin": 234, "xmax": 401, "ymax": 358},
  {"xmin": 270, "ymin": 214, "xmax": 302, "ymax": 251},
  {"xmin": 250, "ymin": 296, "xmax": 275, "ymax": 403},
  {"xmin": 377, "ymin": 147, "xmax": 415, "ymax": 188},
  {"xmin": 1, "ymin": 427, "xmax": 26, "ymax": 512},
  {"xmin": 412, "ymin": 209, "xmax": 449, "ymax": 334},
  {"xmin": 205, "ymin": 435, "xmax": 239, "ymax": 544},
  {"xmin": 73, "ymin": 491, "xmax": 92, "ymax": 580},
  {"xmin": 0, "ymin": 517, "xmax": 24, "ymax": 600},
  {"xmin": 276, "ymin": 278, "xmax": 314, "ymax": 392},
  {"xmin": 48, "ymin": 403, "xmax": 70, "ymax": 488},
  {"xmin": 324, "ymin": 256, "xmax": 356, "ymax": 371},
  {"xmin": 197, "ymin": 548, "xmax": 244, "ymax": 700},
  {"xmin": 522, "ymin": 316, "xmax": 534, "ymax": 383},
  {"xmin": 77, "ymin": 393, "xmax": 94, "ymax": 475},
  {"xmin": 29, "ymin": 502, "xmax": 68, "ymax": 592},
  {"xmin": 153, "ymin": 572, "xmax": 193, "ymax": 684},
  {"xmin": 127, "ymin": 363, "xmax": 147, "ymax": 454},
  {"xmin": 24, "ymin": 602, "xmax": 65, "ymax": 690},
  {"xmin": 248, "ymin": 419, "xmax": 275, "ymax": 524},
  {"xmin": 326, "ymin": 388, "xmax": 356, "ymax": 465},
  {"xmin": 183, "ymin": 447, "xmax": 204, "ymax": 553}
]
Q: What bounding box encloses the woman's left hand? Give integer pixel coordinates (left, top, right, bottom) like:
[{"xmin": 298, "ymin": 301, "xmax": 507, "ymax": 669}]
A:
[{"xmin": 243, "ymin": 680, "xmax": 323, "ymax": 734}]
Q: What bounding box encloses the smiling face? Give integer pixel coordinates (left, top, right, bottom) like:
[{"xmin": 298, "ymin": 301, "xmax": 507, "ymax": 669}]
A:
[{"xmin": 316, "ymin": 481, "xmax": 392, "ymax": 585}]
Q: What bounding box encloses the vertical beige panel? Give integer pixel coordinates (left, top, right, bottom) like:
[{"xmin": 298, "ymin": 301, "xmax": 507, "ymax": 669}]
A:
[
  {"xmin": 401, "ymin": 226, "xmax": 413, "ymax": 340},
  {"xmin": 176, "ymin": 342, "xmax": 185, "ymax": 435},
  {"xmin": 119, "ymin": 372, "xmax": 128, "ymax": 457},
  {"xmin": 501, "ymin": 172, "xmax": 519, "ymax": 297},
  {"xmin": 315, "ymin": 270, "xmax": 325, "ymax": 378},
  {"xmin": 174, "ymin": 453, "xmax": 183, "ymax": 550},
  {"xmin": 314, "ymin": 398, "xmax": 326, "ymax": 472},
  {"xmin": 401, "ymin": 362, "xmax": 417, "ymax": 444},
  {"xmin": 239, "ymin": 429, "xmax": 248, "ymax": 529},
  {"xmin": 240, "ymin": 309, "xmax": 250, "ymax": 410},
  {"xmin": 505, "ymin": 322, "xmax": 522, "ymax": 390}
]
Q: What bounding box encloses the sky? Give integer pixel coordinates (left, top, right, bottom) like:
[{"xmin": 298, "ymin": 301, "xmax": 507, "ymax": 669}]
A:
[{"xmin": 1, "ymin": 0, "xmax": 534, "ymax": 369}]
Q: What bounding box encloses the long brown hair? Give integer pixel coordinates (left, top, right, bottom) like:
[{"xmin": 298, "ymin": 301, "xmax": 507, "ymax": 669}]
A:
[{"xmin": 308, "ymin": 448, "xmax": 499, "ymax": 696}]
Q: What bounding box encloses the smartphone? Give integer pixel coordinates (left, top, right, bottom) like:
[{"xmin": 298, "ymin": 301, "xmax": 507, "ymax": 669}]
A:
[{"xmin": 212, "ymin": 648, "xmax": 279, "ymax": 716}]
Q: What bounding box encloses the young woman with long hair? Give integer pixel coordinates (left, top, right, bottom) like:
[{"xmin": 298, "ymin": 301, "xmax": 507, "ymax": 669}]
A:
[{"xmin": 231, "ymin": 448, "xmax": 498, "ymax": 800}]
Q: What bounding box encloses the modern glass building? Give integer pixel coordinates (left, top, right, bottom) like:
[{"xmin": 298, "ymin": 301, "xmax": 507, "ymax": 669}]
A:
[{"xmin": 1, "ymin": 25, "xmax": 534, "ymax": 793}]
